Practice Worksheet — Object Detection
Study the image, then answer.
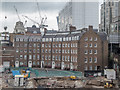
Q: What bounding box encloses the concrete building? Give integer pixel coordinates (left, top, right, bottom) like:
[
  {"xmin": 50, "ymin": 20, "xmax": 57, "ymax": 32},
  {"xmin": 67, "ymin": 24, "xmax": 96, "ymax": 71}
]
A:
[
  {"xmin": 14, "ymin": 26, "xmax": 108, "ymax": 74},
  {"xmin": 0, "ymin": 31, "xmax": 14, "ymax": 68},
  {"xmin": 57, "ymin": 0, "xmax": 99, "ymax": 31},
  {"xmin": 100, "ymin": 0, "xmax": 120, "ymax": 43}
]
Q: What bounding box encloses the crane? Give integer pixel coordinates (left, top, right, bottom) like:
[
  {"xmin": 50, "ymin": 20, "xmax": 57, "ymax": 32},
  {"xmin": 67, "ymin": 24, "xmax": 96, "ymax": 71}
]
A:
[
  {"xmin": 14, "ymin": 5, "xmax": 21, "ymax": 21},
  {"xmin": 22, "ymin": 15, "xmax": 48, "ymax": 28}
]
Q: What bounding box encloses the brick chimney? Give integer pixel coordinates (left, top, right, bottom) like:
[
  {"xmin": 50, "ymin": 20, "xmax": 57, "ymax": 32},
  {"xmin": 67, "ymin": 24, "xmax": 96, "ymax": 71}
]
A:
[
  {"xmin": 89, "ymin": 25, "xmax": 93, "ymax": 31},
  {"xmin": 70, "ymin": 25, "xmax": 76, "ymax": 34},
  {"xmin": 44, "ymin": 28, "xmax": 47, "ymax": 35}
]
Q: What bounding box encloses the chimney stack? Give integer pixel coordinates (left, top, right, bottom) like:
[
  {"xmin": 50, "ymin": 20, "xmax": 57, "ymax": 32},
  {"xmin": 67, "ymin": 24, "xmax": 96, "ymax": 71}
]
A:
[
  {"xmin": 70, "ymin": 25, "xmax": 76, "ymax": 34},
  {"xmin": 44, "ymin": 28, "xmax": 47, "ymax": 35},
  {"xmin": 89, "ymin": 25, "xmax": 93, "ymax": 31}
]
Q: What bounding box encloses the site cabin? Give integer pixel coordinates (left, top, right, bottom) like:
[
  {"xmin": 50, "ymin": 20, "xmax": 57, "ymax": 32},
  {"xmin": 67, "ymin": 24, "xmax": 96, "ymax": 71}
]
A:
[{"xmin": 104, "ymin": 69, "xmax": 116, "ymax": 80}]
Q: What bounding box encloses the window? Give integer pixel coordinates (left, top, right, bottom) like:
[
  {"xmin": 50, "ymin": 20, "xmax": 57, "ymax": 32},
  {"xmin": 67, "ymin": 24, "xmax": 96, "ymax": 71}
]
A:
[
  {"xmin": 33, "ymin": 61, "xmax": 36, "ymax": 65},
  {"xmin": 29, "ymin": 44, "xmax": 32, "ymax": 47},
  {"xmin": 24, "ymin": 50, "xmax": 27, "ymax": 53},
  {"xmin": 37, "ymin": 44, "xmax": 40, "ymax": 47},
  {"xmin": 89, "ymin": 57, "xmax": 92, "ymax": 63},
  {"xmin": 68, "ymin": 50, "xmax": 70, "ymax": 53},
  {"xmin": 49, "ymin": 44, "xmax": 51, "ymax": 48},
  {"xmin": 48, "ymin": 55, "xmax": 51, "ymax": 60},
  {"xmin": 37, "ymin": 49, "xmax": 39, "ymax": 53},
  {"xmin": 90, "ymin": 43, "xmax": 92, "ymax": 47},
  {"xmin": 53, "ymin": 44, "xmax": 55, "ymax": 47},
  {"xmin": 33, "ymin": 44, "xmax": 36, "ymax": 47},
  {"xmin": 29, "ymin": 50, "xmax": 32, "ymax": 53},
  {"xmin": 69, "ymin": 37, "xmax": 71, "ymax": 41},
  {"xmin": 42, "ymin": 44, "xmax": 44, "ymax": 47},
  {"xmin": 56, "ymin": 56, "xmax": 58, "ymax": 60},
  {"xmin": 65, "ymin": 43, "xmax": 67, "ymax": 47},
  {"xmin": 76, "ymin": 43, "xmax": 77, "ymax": 47},
  {"xmin": 71, "ymin": 56, "xmax": 73, "ymax": 62},
  {"xmin": 71, "ymin": 43, "xmax": 73, "ymax": 47},
  {"xmin": 16, "ymin": 49, "xmax": 19, "ymax": 53},
  {"xmin": 65, "ymin": 50, "xmax": 67, "ymax": 53},
  {"xmin": 16, "ymin": 44, "xmax": 19, "ymax": 47},
  {"xmin": 45, "ymin": 49, "xmax": 48, "ymax": 53},
  {"xmin": 62, "ymin": 56, "xmax": 64, "ymax": 61},
  {"xmin": 45, "ymin": 56, "xmax": 47, "ymax": 60},
  {"xmin": 84, "ymin": 37, "xmax": 88, "ymax": 41},
  {"xmin": 90, "ymin": 37, "xmax": 92, "ymax": 41},
  {"xmin": 84, "ymin": 50, "xmax": 88, "ymax": 54},
  {"xmin": 59, "ymin": 44, "xmax": 61, "ymax": 47},
  {"xmin": 95, "ymin": 66, "xmax": 97, "ymax": 70},
  {"xmin": 59, "ymin": 49, "xmax": 61, "ymax": 53},
  {"xmin": 84, "ymin": 66, "xmax": 88, "ymax": 70},
  {"xmin": 24, "ymin": 55, "xmax": 27, "ymax": 60},
  {"xmin": 37, "ymin": 55, "xmax": 39, "ymax": 60},
  {"xmin": 56, "ymin": 49, "xmax": 58, "ymax": 53},
  {"xmin": 45, "ymin": 44, "xmax": 48, "ymax": 48},
  {"xmin": 84, "ymin": 57, "xmax": 88, "ymax": 63},
  {"xmin": 68, "ymin": 44, "xmax": 70, "ymax": 47},
  {"xmin": 62, "ymin": 50, "xmax": 64, "ymax": 53},
  {"xmin": 56, "ymin": 44, "xmax": 58, "ymax": 47},
  {"xmin": 37, "ymin": 61, "xmax": 40, "ymax": 65},
  {"xmin": 94, "ymin": 57, "xmax": 97, "ymax": 63},
  {"xmin": 33, "ymin": 49, "xmax": 36, "ymax": 53},
  {"xmin": 29, "ymin": 55, "xmax": 32, "ymax": 59},
  {"xmin": 85, "ymin": 43, "xmax": 88, "ymax": 47},
  {"xmin": 20, "ymin": 55, "xmax": 23, "ymax": 59},
  {"xmin": 24, "ymin": 44, "xmax": 27, "ymax": 47},
  {"xmin": 89, "ymin": 66, "xmax": 92, "ymax": 70},
  {"xmin": 20, "ymin": 38, "xmax": 23, "ymax": 41},
  {"xmin": 42, "ymin": 55, "xmax": 44, "ymax": 60},
  {"xmin": 33, "ymin": 55, "xmax": 36, "ymax": 60},
  {"xmin": 20, "ymin": 62, "xmax": 23, "ymax": 65},
  {"xmin": 94, "ymin": 50, "xmax": 97, "ymax": 54},
  {"xmin": 62, "ymin": 44, "xmax": 64, "ymax": 47},
  {"xmin": 49, "ymin": 49, "xmax": 51, "ymax": 53},
  {"xmin": 16, "ymin": 38, "xmax": 19, "ymax": 41},
  {"xmin": 68, "ymin": 56, "xmax": 70, "ymax": 61},
  {"xmin": 59, "ymin": 56, "xmax": 61, "ymax": 61},
  {"xmin": 94, "ymin": 37, "xmax": 97, "ymax": 41},
  {"xmin": 94, "ymin": 43, "xmax": 97, "ymax": 47},
  {"xmin": 53, "ymin": 56, "xmax": 55, "ymax": 60},
  {"xmin": 89, "ymin": 50, "xmax": 92, "ymax": 54},
  {"xmin": 71, "ymin": 50, "xmax": 73, "ymax": 54},
  {"xmin": 42, "ymin": 49, "xmax": 44, "ymax": 53}
]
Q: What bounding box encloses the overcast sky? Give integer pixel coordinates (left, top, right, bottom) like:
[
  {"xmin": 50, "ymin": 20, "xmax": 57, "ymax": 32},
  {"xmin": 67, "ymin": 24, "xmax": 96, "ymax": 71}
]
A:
[{"xmin": 0, "ymin": 0, "xmax": 103, "ymax": 33}]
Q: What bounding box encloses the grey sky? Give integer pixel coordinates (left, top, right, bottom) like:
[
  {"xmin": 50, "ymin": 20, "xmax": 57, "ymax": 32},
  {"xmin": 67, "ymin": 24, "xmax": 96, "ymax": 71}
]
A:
[{"xmin": 0, "ymin": 0, "xmax": 103, "ymax": 33}]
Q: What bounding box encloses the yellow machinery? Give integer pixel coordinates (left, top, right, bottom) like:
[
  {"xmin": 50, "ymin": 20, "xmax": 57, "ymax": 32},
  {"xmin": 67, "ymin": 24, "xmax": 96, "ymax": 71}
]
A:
[
  {"xmin": 70, "ymin": 76, "xmax": 76, "ymax": 80},
  {"xmin": 104, "ymin": 82, "xmax": 113, "ymax": 88}
]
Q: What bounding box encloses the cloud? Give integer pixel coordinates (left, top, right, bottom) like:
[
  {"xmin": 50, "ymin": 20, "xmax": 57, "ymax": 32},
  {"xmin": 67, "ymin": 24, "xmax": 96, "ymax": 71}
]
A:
[{"xmin": 1, "ymin": 2, "xmax": 66, "ymax": 14}]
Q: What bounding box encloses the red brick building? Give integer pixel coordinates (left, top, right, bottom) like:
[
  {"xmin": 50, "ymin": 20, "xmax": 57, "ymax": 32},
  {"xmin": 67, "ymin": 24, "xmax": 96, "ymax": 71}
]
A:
[{"xmin": 14, "ymin": 26, "xmax": 108, "ymax": 73}]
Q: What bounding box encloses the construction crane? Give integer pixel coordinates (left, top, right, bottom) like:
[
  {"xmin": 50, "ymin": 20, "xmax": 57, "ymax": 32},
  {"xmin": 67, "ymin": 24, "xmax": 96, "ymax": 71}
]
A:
[
  {"xmin": 14, "ymin": 5, "xmax": 21, "ymax": 21},
  {"xmin": 22, "ymin": 15, "xmax": 48, "ymax": 28}
]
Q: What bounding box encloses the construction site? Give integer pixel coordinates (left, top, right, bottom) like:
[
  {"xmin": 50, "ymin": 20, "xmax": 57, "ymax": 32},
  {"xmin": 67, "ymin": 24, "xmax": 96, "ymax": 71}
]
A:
[{"xmin": 0, "ymin": 67, "xmax": 119, "ymax": 89}]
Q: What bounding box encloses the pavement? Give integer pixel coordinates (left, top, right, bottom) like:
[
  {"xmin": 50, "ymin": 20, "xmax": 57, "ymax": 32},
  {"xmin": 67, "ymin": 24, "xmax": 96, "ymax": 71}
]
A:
[{"xmin": 0, "ymin": 73, "xmax": 2, "ymax": 89}]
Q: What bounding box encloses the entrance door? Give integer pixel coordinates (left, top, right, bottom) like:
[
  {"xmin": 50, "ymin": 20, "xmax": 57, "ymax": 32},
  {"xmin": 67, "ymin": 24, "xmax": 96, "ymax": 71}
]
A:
[
  {"xmin": 15, "ymin": 61, "xmax": 19, "ymax": 67},
  {"xmin": 41, "ymin": 61, "xmax": 44, "ymax": 68},
  {"xmin": 61, "ymin": 62, "xmax": 64, "ymax": 70},
  {"xmin": 52, "ymin": 61, "xmax": 55, "ymax": 69},
  {"xmin": 28, "ymin": 61, "xmax": 32, "ymax": 68}
]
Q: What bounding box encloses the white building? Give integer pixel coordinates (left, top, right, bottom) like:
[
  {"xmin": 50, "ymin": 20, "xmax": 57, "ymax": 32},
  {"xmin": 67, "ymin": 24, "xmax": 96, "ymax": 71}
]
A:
[{"xmin": 57, "ymin": 0, "xmax": 99, "ymax": 31}]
